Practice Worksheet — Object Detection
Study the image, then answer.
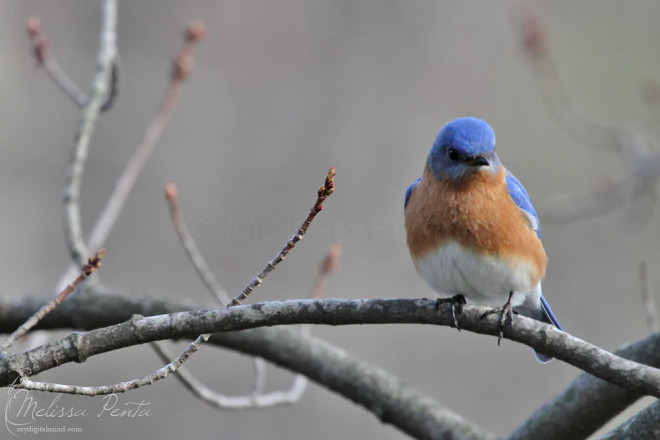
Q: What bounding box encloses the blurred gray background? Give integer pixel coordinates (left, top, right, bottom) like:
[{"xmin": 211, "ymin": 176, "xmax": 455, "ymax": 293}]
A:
[{"xmin": 1, "ymin": 1, "xmax": 659, "ymax": 439}]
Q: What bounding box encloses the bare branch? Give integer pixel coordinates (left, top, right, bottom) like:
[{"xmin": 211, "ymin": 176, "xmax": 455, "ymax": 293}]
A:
[
  {"xmin": 55, "ymin": 20, "xmax": 204, "ymax": 291},
  {"xmin": 310, "ymin": 244, "xmax": 341, "ymax": 300},
  {"xmin": 8, "ymin": 289, "xmax": 660, "ymax": 440},
  {"xmin": 62, "ymin": 0, "xmax": 118, "ymax": 267},
  {"xmin": 230, "ymin": 167, "xmax": 336, "ymax": 306},
  {"xmin": 26, "ymin": 17, "xmax": 88, "ymax": 108},
  {"xmin": 249, "ymin": 357, "xmax": 268, "ymax": 396},
  {"xmin": 601, "ymin": 399, "xmax": 660, "ymax": 440},
  {"xmin": 164, "ymin": 183, "xmax": 230, "ymax": 305},
  {"xmin": 0, "ymin": 294, "xmax": 496, "ymax": 440},
  {"xmin": 514, "ymin": 2, "xmax": 660, "ymax": 223},
  {"xmin": 99, "ymin": 59, "xmax": 120, "ymax": 112},
  {"xmin": 148, "ymin": 180, "xmax": 338, "ymax": 407},
  {"xmin": 539, "ymin": 172, "xmax": 656, "ymax": 224},
  {"xmin": 163, "ymin": 181, "xmax": 275, "ymax": 401},
  {"xmin": 639, "ymin": 262, "xmax": 658, "ymax": 334},
  {"xmin": 514, "ymin": 2, "xmax": 624, "ymax": 151},
  {"xmin": 155, "ymin": 245, "xmax": 341, "ymax": 410},
  {"xmin": 3, "ymin": 298, "xmax": 660, "ymax": 401},
  {"xmin": 34, "ymin": 166, "xmax": 335, "ymax": 396},
  {"xmin": 0, "ymin": 250, "xmax": 105, "ymax": 351},
  {"xmin": 151, "ymin": 340, "xmax": 308, "ymax": 410},
  {"xmin": 19, "ymin": 332, "xmax": 208, "ymax": 395},
  {"xmin": 26, "ymin": 17, "xmax": 119, "ymax": 111},
  {"xmin": 504, "ymin": 329, "xmax": 660, "ymax": 440}
]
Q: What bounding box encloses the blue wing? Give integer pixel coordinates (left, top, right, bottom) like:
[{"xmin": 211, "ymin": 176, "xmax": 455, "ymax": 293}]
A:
[
  {"xmin": 505, "ymin": 170, "xmax": 541, "ymax": 238},
  {"xmin": 404, "ymin": 177, "xmax": 421, "ymax": 210},
  {"xmin": 506, "ymin": 169, "xmax": 564, "ymax": 358}
]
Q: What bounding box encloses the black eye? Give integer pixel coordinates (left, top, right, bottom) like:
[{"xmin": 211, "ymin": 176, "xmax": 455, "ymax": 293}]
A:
[{"xmin": 447, "ymin": 148, "xmax": 460, "ymax": 161}]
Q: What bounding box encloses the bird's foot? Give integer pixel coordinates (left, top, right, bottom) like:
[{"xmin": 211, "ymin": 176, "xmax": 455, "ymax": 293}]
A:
[
  {"xmin": 480, "ymin": 292, "xmax": 514, "ymax": 345},
  {"xmin": 436, "ymin": 294, "xmax": 466, "ymax": 330}
]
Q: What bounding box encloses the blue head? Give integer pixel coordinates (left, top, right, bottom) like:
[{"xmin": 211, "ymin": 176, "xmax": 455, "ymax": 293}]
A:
[{"xmin": 427, "ymin": 117, "xmax": 500, "ymax": 181}]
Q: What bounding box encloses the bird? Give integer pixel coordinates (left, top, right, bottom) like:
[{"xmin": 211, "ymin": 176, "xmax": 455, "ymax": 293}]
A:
[{"xmin": 404, "ymin": 116, "xmax": 562, "ymax": 362}]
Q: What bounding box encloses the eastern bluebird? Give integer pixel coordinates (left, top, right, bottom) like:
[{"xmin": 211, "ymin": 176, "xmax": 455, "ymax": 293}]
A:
[{"xmin": 404, "ymin": 117, "xmax": 562, "ymax": 362}]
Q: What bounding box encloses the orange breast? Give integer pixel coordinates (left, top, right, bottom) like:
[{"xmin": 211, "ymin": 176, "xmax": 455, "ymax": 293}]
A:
[{"xmin": 404, "ymin": 166, "xmax": 547, "ymax": 285}]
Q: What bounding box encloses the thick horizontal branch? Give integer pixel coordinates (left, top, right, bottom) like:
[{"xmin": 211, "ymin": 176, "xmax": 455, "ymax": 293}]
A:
[
  {"xmin": 600, "ymin": 399, "xmax": 660, "ymax": 440},
  {"xmin": 0, "ymin": 292, "xmax": 494, "ymax": 440},
  {"xmin": 2, "ymin": 292, "xmax": 660, "ymax": 439},
  {"xmin": 1, "ymin": 297, "xmax": 660, "ymax": 401},
  {"xmin": 507, "ymin": 331, "xmax": 660, "ymax": 440}
]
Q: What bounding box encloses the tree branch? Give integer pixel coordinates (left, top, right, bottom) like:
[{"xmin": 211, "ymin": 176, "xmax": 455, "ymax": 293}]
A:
[
  {"xmin": 56, "ymin": 20, "xmax": 203, "ymax": 290},
  {"xmin": 600, "ymin": 399, "xmax": 660, "ymax": 440},
  {"xmin": 62, "ymin": 0, "xmax": 118, "ymax": 267},
  {"xmin": 164, "ymin": 182, "xmax": 231, "ymax": 305},
  {"xmin": 229, "ymin": 167, "xmax": 335, "ymax": 306},
  {"xmin": 2, "ymin": 298, "xmax": 660, "ymax": 400},
  {"xmin": 0, "ymin": 249, "xmax": 105, "ymax": 351},
  {"xmin": 0, "ymin": 292, "xmax": 494, "ymax": 440},
  {"xmin": 514, "ymin": 2, "xmax": 660, "ymax": 224},
  {"xmin": 3, "ymin": 290, "xmax": 660, "ymax": 439},
  {"xmin": 507, "ymin": 330, "xmax": 660, "ymax": 440}
]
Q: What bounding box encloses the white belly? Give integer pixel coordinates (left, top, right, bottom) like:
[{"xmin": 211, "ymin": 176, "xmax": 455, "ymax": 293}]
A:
[{"xmin": 413, "ymin": 241, "xmax": 539, "ymax": 307}]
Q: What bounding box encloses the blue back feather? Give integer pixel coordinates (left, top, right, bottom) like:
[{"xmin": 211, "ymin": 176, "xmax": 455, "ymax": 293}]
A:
[
  {"xmin": 506, "ymin": 171, "xmax": 563, "ymax": 333},
  {"xmin": 404, "ymin": 177, "xmax": 420, "ymax": 210},
  {"xmin": 505, "ymin": 171, "xmax": 541, "ymax": 238}
]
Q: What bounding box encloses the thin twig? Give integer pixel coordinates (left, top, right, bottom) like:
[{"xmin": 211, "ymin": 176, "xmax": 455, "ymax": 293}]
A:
[
  {"xmin": 514, "ymin": 1, "xmax": 660, "ymax": 223},
  {"xmin": 639, "ymin": 262, "xmax": 658, "ymax": 334},
  {"xmin": 249, "ymin": 357, "xmax": 268, "ymax": 396},
  {"xmin": 153, "ymin": 180, "xmax": 338, "ymax": 405},
  {"xmin": 514, "ymin": 2, "xmax": 623, "ymax": 151},
  {"xmin": 164, "ymin": 183, "xmax": 230, "ymax": 305},
  {"xmin": 516, "ymin": 1, "xmax": 653, "ymax": 154},
  {"xmin": 62, "ymin": 0, "xmax": 118, "ymax": 267},
  {"xmin": 27, "ymin": 17, "xmax": 88, "ymax": 108},
  {"xmin": 148, "ymin": 245, "xmax": 340, "ymax": 409},
  {"xmin": 0, "ymin": 250, "xmax": 106, "ymax": 352},
  {"xmin": 309, "ymin": 244, "xmax": 341, "ymax": 300},
  {"xmin": 55, "ymin": 21, "xmax": 205, "ymax": 292},
  {"xmin": 36, "ymin": 20, "xmax": 213, "ymax": 396},
  {"xmin": 26, "ymin": 17, "xmax": 119, "ymax": 111},
  {"xmin": 151, "ymin": 340, "xmax": 307, "ymax": 409},
  {"xmin": 163, "ymin": 181, "xmax": 262, "ymax": 396},
  {"xmin": 26, "ymin": 168, "xmax": 336, "ymax": 396},
  {"xmin": 540, "ymin": 173, "xmax": 656, "ymax": 224},
  {"xmin": 230, "ymin": 167, "xmax": 336, "ymax": 306},
  {"xmin": 99, "ymin": 59, "xmax": 120, "ymax": 112},
  {"xmin": 19, "ymin": 332, "xmax": 208, "ymax": 395},
  {"xmin": 162, "ymin": 181, "xmax": 271, "ymax": 397}
]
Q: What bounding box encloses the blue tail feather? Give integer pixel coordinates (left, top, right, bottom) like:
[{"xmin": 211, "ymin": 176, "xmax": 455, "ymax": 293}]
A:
[
  {"xmin": 540, "ymin": 295, "xmax": 562, "ymax": 331},
  {"xmin": 532, "ymin": 295, "xmax": 562, "ymax": 363}
]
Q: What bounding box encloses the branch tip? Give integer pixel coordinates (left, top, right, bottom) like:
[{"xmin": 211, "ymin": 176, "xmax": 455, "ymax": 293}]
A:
[
  {"xmin": 313, "ymin": 167, "xmax": 336, "ymax": 213},
  {"xmin": 26, "ymin": 16, "xmax": 41, "ymax": 37},
  {"xmin": 165, "ymin": 182, "xmax": 178, "ymax": 201},
  {"xmin": 515, "ymin": 3, "xmax": 548, "ymax": 59},
  {"xmin": 229, "ymin": 168, "xmax": 337, "ymax": 307},
  {"xmin": 185, "ymin": 21, "xmax": 206, "ymax": 44},
  {"xmin": 26, "ymin": 17, "xmax": 49, "ymax": 66},
  {"xmin": 172, "ymin": 21, "xmax": 205, "ymax": 81},
  {"xmin": 321, "ymin": 244, "xmax": 342, "ymax": 275},
  {"xmin": 82, "ymin": 249, "xmax": 107, "ymax": 277}
]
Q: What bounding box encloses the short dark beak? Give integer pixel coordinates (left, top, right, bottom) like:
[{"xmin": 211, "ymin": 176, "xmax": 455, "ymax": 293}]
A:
[{"xmin": 468, "ymin": 156, "xmax": 489, "ymax": 167}]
